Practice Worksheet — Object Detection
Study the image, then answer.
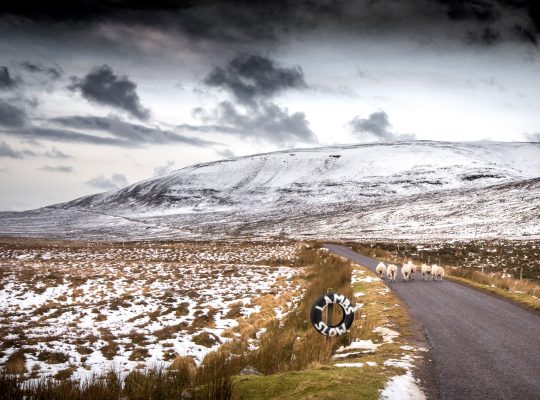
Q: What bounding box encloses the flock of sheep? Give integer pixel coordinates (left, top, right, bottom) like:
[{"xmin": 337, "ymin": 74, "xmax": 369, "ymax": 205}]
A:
[{"xmin": 375, "ymin": 260, "xmax": 445, "ymax": 282}]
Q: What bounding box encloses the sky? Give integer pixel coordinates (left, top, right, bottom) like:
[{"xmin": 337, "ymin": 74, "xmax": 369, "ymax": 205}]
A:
[{"xmin": 1, "ymin": 0, "xmax": 539, "ymax": 211}]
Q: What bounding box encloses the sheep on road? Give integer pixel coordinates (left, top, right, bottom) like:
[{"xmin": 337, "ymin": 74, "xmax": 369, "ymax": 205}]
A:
[
  {"xmin": 401, "ymin": 263, "xmax": 413, "ymax": 282},
  {"xmin": 432, "ymin": 264, "xmax": 445, "ymax": 281},
  {"xmin": 387, "ymin": 264, "xmax": 398, "ymax": 281},
  {"xmin": 421, "ymin": 263, "xmax": 432, "ymax": 281},
  {"xmin": 376, "ymin": 262, "xmax": 387, "ymax": 279}
]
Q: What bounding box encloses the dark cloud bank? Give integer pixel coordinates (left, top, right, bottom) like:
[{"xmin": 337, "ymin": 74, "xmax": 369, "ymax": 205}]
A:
[
  {"xmin": 205, "ymin": 54, "xmax": 307, "ymax": 105},
  {"xmin": 0, "ymin": 1, "xmax": 538, "ymax": 46},
  {"xmin": 184, "ymin": 54, "xmax": 316, "ymax": 145},
  {"xmin": 69, "ymin": 65, "xmax": 150, "ymax": 120}
]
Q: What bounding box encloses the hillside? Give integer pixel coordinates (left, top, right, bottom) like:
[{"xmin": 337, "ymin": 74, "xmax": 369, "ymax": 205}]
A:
[{"xmin": 1, "ymin": 141, "xmax": 539, "ymax": 240}]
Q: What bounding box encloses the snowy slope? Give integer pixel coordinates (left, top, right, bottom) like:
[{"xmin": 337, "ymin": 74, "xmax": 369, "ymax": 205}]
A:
[{"xmin": 1, "ymin": 141, "xmax": 539, "ymax": 240}]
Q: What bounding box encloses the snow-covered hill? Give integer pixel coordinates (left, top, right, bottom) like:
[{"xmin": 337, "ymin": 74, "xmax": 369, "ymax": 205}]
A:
[{"xmin": 1, "ymin": 141, "xmax": 540, "ymax": 240}]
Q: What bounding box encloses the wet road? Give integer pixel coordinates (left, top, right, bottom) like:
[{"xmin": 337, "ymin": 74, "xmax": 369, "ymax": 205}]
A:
[{"xmin": 325, "ymin": 244, "xmax": 540, "ymax": 400}]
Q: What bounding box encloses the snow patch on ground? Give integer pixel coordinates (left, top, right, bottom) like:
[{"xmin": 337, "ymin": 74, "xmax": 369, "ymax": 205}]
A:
[
  {"xmin": 374, "ymin": 326, "xmax": 400, "ymax": 343},
  {"xmin": 336, "ymin": 339, "xmax": 381, "ymax": 353},
  {"xmin": 335, "ymin": 362, "xmax": 364, "ymax": 368},
  {"xmin": 379, "ymin": 371, "xmax": 426, "ymax": 400}
]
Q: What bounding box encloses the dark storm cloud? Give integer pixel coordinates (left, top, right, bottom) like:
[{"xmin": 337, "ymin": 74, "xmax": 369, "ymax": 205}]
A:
[
  {"xmin": 1, "ymin": 1, "xmax": 538, "ymax": 46},
  {"xmin": 0, "ymin": 100, "xmax": 27, "ymax": 127},
  {"xmin": 20, "ymin": 61, "xmax": 63, "ymax": 80},
  {"xmin": 350, "ymin": 111, "xmax": 415, "ymax": 141},
  {"xmin": 0, "ymin": 140, "xmax": 35, "ymax": 158},
  {"xmin": 86, "ymin": 173, "xmax": 128, "ymax": 191},
  {"xmin": 205, "ymin": 54, "xmax": 307, "ymax": 104},
  {"xmin": 195, "ymin": 54, "xmax": 314, "ymax": 145},
  {"xmin": 0, "ymin": 66, "xmax": 18, "ymax": 90},
  {"xmin": 442, "ymin": 0, "xmax": 500, "ymax": 22},
  {"xmin": 513, "ymin": 23, "xmax": 537, "ymax": 44},
  {"xmin": 39, "ymin": 165, "xmax": 73, "ymax": 173},
  {"xmin": 466, "ymin": 26, "xmax": 502, "ymax": 45},
  {"xmin": 69, "ymin": 65, "xmax": 150, "ymax": 120}
]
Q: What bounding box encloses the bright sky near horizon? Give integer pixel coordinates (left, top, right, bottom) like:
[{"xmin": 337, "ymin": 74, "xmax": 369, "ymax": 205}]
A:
[{"xmin": 1, "ymin": 1, "xmax": 539, "ymax": 210}]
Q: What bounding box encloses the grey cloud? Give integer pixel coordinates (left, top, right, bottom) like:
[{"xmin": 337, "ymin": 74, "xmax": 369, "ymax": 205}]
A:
[
  {"xmin": 86, "ymin": 173, "xmax": 128, "ymax": 191},
  {"xmin": 216, "ymin": 148, "xmax": 235, "ymax": 159},
  {"xmin": 204, "ymin": 54, "xmax": 307, "ymax": 104},
  {"xmin": 1, "ymin": 115, "xmax": 214, "ymax": 148},
  {"xmin": 44, "ymin": 146, "xmax": 71, "ymax": 159},
  {"xmin": 39, "ymin": 165, "xmax": 73, "ymax": 173},
  {"xmin": 51, "ymin": 115, "xmax": 214, "ymax": 147},
  {"xmin": 350, "ymin": 111, "xmax": 415, "ymax": 141},
  {"xmin": 185, "ymin": 101, "xmax": 316, "ymax": 146},
  {"xmin": 0, "ymin": 66, "xmax": 18, "ymax": 90},
  {"xmin": 69, "ymin": 65, "xmax": 150, "ymax": 120},
  {"xmin": 154, "ymin": 160, "xmax": 176, "ymax": 176},
  {"xmin": 524, "ymin": 132, "xmax": 540, "ymax": 142},
  {"xmin": 0, "ymin": 100, "xmax": 27, "ymax": 127},
  {"xmin": 0, "ymin": 140, "xmax": 35, "ymax": 158},
  {"xmin": 21, "ymin": 61, "xmax": 63, "ymax": 80},
  {"xmin": 2, "ymin": 126, "xmax": 133, "ymax": 146}
]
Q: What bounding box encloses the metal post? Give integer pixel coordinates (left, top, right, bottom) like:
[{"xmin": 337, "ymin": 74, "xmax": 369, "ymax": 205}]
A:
[
  {"xmin": 326, "ymin": 288, "xmax": 334, "ymax": 327},
  {"xmin": 325, "ymin": 288, "xmax": 334, "ymax": 347}
]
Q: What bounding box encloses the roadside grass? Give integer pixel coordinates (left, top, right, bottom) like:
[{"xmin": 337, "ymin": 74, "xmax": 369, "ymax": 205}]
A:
[
  {"xmin": 445, "ymin": 270, "xmax": 540, "ymax": 312},
  {"xmin": 231, "ymin": 249, "xmax": 423, "ymax": 400},
  {"xmin": 233, "ymin": 367, "xmax": 388, "ymax": 400}
]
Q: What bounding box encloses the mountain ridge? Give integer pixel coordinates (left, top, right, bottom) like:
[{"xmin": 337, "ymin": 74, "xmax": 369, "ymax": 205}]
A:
[{"xmin": 1, "ymin": 141, "xmax": 539, "ymax": 240}]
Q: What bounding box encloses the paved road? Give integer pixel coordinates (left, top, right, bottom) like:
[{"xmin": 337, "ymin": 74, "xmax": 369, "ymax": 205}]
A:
[{"xmin": 325, "ymin": 244, "xmax": 540, "ymax": 400}]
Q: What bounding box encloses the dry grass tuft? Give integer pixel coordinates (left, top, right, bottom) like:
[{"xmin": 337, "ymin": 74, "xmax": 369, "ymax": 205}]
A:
[{"xmin": 6, "ymin": 350, "xmax": 26, "ymax": 375}]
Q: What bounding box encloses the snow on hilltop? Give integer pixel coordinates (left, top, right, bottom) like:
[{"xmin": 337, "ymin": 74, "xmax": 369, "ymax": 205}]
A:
[{"xmin": 1, "ymin": 141, "xmax": 540, "ymax": 240}]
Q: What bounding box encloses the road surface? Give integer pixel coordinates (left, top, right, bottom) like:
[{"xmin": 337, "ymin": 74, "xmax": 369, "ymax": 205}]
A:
[{"xmin": 325, "ymin": 244, "xmax": 540, "ymax": 400}]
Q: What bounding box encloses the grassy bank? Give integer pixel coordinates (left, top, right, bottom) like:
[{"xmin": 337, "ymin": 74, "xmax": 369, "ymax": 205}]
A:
[
  {"xmin": 445, "ymin": 269, "xmax": 540, "ymax": 312},
  {"xmin": 232, "ymin": 248, "xmax": 424, "ymax": 399}
]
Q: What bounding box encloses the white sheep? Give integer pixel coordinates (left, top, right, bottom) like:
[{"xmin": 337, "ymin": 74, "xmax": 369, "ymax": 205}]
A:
[
  {"xmin": 376, "ymin": 262, "xmax": 387, "ymax": 279},
  {"xmin": 401, "ymin": 263, "xmax": 413, "ymax": 282},
  {"xmin": 432, "ymin": 264, "xmax": 445, "ymax": 281},
  {"xmin": 386, "ymin": 264, "xmax": 398, "ymax": 282},
  {"xmin": 410, "ymin": 261, "xmax": 419, "ymax": 280},
  {"xmin": 421, "ymin": 263, "xmax": 432, "ymax": 281}
]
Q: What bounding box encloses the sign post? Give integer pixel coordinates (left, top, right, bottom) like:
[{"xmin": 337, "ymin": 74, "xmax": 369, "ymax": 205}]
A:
[{"xmin": 310, "ymin": 292, "xmax": 354, "ymax": 337}]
